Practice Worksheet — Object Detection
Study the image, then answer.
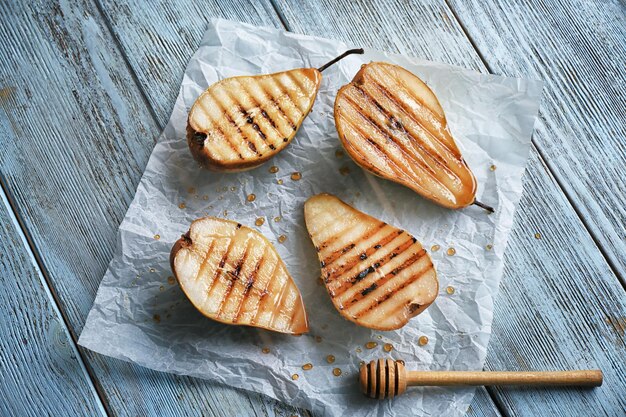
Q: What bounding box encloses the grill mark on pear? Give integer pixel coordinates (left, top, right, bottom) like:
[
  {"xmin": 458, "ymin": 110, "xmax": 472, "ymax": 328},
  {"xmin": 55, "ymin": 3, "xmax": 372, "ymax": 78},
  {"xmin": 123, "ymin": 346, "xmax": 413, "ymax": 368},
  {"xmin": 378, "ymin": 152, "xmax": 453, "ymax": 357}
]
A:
[
  {"xmin": 250, "ymin": 80, "xmax": 297, "ymax": 131},
  {"xmin": 206, "ymin": 237, "xmax": 235, "ymax": 304},
  {"xmin": 251, "ymin": 260, "xmax": 280, "ymax": 326},
  {"xmin": 350, "ymin": 253, "xmax": 430, "ymax": 317},
  {"xmin": 326, "ymin": 228, "xmax": 404, "ymax": 283},
  {"xmin": 205, "ymin": 90, "xmax": 252, "ymax": 157},
  {"xmin": 341, "ymin": 92, "xmax": 443, "ymax": 185},
  {"xmin": 216, "ymin": 237, "xmax": 252, "ymax": 319},
  {"xmin": 331, "ymin": 236, "xmax": 416, "ymax": 297},
  {"xmin": 339, "ymin": 113, "xmax": 415, "ymax": 183},
  {"xmin": 221, "ymin": 83, "xmax": 274, "ymax": 153},
  {"xmin": 323, "ymin": 223, "xmax": 389, "ymax": 272},
  {"xmin": 231, "ymin": 78, "xmax": 286, "ymax": 142},
  {"xmin": 366, "ymin": 68, "xmax": 458, "ymax": 158},
  {"xmin": 194, "ymin": 100, "xmax": 243, "ymax": 159},
  {"xmin": 351, "ymin": 84, "xmax": 460, "ymax": 183}
]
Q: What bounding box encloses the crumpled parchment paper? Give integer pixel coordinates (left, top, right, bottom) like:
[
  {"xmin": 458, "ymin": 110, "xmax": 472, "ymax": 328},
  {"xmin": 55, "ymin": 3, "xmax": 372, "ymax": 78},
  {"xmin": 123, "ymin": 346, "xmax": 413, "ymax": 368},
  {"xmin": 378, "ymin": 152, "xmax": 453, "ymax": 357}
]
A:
[{"xmin": 79, "ymin": 18, "xmax": 543, "ymax": 417}]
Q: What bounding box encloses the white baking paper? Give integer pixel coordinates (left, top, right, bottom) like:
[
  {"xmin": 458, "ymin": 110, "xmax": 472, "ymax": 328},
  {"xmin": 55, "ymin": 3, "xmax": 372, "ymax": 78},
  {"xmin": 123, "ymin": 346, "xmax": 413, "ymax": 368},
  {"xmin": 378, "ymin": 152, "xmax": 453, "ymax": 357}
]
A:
[{"xmin": 79, "ymin": 18, "xmax": 542, "ymax": 417}]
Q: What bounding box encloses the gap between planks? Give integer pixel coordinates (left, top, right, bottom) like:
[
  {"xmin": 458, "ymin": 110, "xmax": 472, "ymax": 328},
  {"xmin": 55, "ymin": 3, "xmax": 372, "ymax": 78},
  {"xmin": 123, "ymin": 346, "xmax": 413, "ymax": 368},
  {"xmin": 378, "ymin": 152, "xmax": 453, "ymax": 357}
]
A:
[
  {"xmin": 0, "ymin": 172, "xmax": 111, "ymax": 417},
  {"xmin": 443, "ymin": 0, "xmax": 625, "ymax": 291}
]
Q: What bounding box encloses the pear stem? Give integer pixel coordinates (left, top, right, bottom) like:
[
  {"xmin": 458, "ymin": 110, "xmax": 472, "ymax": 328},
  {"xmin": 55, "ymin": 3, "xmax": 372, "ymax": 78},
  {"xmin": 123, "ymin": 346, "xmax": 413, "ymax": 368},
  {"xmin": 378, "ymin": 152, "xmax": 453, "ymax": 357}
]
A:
[
  {"xmin": 318, "ymin": 48, "xmax": 365, "ymax": 72},
  {"xmin": 473, "ymin": 200, "xmax": 494, "ymax": 213}
]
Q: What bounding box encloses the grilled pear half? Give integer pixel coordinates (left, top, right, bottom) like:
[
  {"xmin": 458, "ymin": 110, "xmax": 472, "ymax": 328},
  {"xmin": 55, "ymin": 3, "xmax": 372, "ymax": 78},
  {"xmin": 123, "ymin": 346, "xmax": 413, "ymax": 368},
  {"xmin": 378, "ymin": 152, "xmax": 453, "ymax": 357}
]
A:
[
  {"xmin": 188, "ymin": 49, "xmax": 364, "ymax": 172},
  {"xmin": 304, "ymin": 194, "xmax": 438, "ymax": 330},
  {"xmin": 334, "ymin": 62, "xmax": 493, "ymax": 212},
  {"xmin": 170, "ymin": 217, "xmax": 308, "ymax": 334}
]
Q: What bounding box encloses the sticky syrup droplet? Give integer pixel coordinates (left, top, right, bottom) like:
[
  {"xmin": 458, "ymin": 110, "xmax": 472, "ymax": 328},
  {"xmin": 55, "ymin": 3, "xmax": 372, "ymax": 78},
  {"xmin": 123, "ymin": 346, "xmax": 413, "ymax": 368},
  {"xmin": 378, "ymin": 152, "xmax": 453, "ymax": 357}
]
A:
[
  {"xmin": 178, "ymin": 202, "xmax": 186, "ymax": 209},
  {"xmin": 247, "ymin": 193, "xmax": 256, "ymax": 202},
  {"xmin": 277, "ymin": 179, "xmax": 284, "ymax": 185},
  {"xmin": 315, "ymin": 336, "xmax": 322, "ymax": 343},
  {"xmin": 535, "ymin": 232, "xmax": 542, "ymax": 239},
  {"xmin": 383, "ymin": 343, "xmax": 393, "ymax": 352},
  {"xmin": 431, "ymin": 244, "xmax": 440, "ymax": 252},
  {"xmin": 154, "ymin": 234, "xmax": 160, "ymax": 240},
  {"xmin": 365, "ymin": 341, "xmax": 378, "ymax": 349},
  {"xmin": 335, "ymin": 149, "xmax": 344, "ymax": 158},
  {"xmin": 339, "ymin": 166, "xmax": 350, "ymax": 176},
  {"xmin": 446, "ymin": 286, "xmax": 455, "ymax": 295},
  {"xmin": 269, "ymin": 166, "xmax": 279, "ymax": 173},
  {"xmin": 446, "ymin": 247, "xmax": 456, "ymax": 256},
  {"xmin": 291, "ymin": 374, "xmax": 299, "ymax": 381},
  {"xmin": 355, "ymin": 347, "xmax": 362, "ymax": 353},
  {"xmin": 167, "ymin": 276, "xmax": 176, "ymax": 285},
  {"xmin": 153, "ymin": 314, "xmax": 161, "ymax": 323},
  {"xmin": 187, "ymin": 187, "xmax": 196, "ymax": 194},
  {"xmin": 223, "ymin": 210, "xmax": 228, "ymax": 216},
  {"xmin": 202, "ymin": 195, "xmax": 209, "ymax": 200},
  {"xmin": 274, "ymin": 216, "xmax": 282, "ymax": 222},
  {"xmin": 159, "ymin": 285, "xmax": 165, "ymax": 292},
  {"xmin": 332, "ymin": 368, "xmax": 342, "ymax": 377},
  {"xmin": 149, "ymin": 268, "xmax": 156, "ymax": 273},
  {"xmin": 377, "ymin": 335, "xmax": 383, "ymax": 340},
  {"xmin": 255, "ymin": 217, "xmax": 265, "ymax": 226},
  {"xmin": 418, "ymin": 336, "xmax": 429, "ymax": 346},
  {"xmin": 486, "ymin": 244, "xmax": 493, "ymax": 251},
  {"xmin": 278, "ymin": 235, "xmax": 287, "ymax": 243},
  {"xmin": 302, "ymin": 363, "xmax": 313, "ymax": 371},
  {"xmin": 262, "ymin": 347, "xmax": 270, "ymax": 354},
  {"xmin": 230, "ymin": 186, "xmax": 237, "ymax": 192},
  {"xmin": 490, "ymin": 164, "xmax": 497, "ymax": 171},
  {"xmin": 290, "ymin": 172, "xmax": 302, "ymax": 181},
  {"xmin": 326, "ymin": 355, "xmax": 335, "ymax": 364}
]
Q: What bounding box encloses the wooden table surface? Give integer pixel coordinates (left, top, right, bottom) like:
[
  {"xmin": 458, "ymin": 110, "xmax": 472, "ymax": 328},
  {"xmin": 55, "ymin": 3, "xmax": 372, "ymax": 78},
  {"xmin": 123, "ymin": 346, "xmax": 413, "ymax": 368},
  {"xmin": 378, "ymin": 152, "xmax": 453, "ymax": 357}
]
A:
[{"xmin": 1, "ymin": 1, "xmax": 624, "ymax": 416}]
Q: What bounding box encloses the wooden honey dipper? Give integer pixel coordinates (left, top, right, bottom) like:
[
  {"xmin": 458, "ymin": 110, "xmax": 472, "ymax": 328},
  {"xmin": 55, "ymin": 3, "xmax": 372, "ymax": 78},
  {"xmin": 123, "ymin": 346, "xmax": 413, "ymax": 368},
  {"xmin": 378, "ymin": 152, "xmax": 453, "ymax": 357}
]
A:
[{"xmin": 359, "ymin": 359, "xmax": 603, "ymax": 399}]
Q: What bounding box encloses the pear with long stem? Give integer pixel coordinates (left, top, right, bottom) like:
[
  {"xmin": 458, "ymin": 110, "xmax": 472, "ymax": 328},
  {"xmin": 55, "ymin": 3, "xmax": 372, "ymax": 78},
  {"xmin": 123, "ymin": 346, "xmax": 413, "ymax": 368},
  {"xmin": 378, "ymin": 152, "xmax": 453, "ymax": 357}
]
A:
[
  {"xmin": 334, "ymin": 61, "xmax": 494, "ymax": 212},
  {"xmin": 188, "ymin": 49, "xmax": 364, "ymax": 172}
]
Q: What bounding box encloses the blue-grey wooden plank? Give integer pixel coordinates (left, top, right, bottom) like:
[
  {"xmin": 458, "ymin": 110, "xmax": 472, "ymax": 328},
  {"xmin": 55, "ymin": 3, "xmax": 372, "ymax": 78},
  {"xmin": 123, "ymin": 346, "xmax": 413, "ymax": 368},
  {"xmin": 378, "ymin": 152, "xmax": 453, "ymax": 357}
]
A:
[
  {"xmin": 446, "ymin": 0, "xmax": 626, "ymax": 282},
  {"xmin": 95, "ymin": 0, "xmax": 283, "ymax": 126},
  {"xmin": 0, "ymin": 186, "xmax": 107, "ymax": 417},
  {"xmin": 487, "ymin": 149, "xmax": 626, "ymax": 416},
  {"xmin": 0, "ymin": 1, "xmax": 303, "ymax": 416},
  {"xmin": 262, "ymin": 0, "xmax": 626, "ymax": 415}
]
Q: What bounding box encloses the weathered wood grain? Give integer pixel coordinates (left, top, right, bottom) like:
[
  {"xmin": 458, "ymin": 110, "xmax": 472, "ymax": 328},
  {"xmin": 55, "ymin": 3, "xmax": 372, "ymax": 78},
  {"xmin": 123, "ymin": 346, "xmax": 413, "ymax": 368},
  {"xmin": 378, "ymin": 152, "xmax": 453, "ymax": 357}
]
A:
[
  {"xmin": 447, "ymin": 0, "xmax": 626, "ymax": 281},
  {"xmin": 261, "ymin": 1, "xmax": 626, "ymax": 415},
  {"xmin": 96, "ymin": 0, "xmax": 283, "ymax": 126},
  {"xmin": 0, "ymin": 188, "xmax": 106, "ymax": 417},
  {"xmin": 0, "ymin": 1, "xmax": 303, "ymax": 416},
  {"xmin": 488, "ymin": 149, "xmax": 626, "ymax": 416}
]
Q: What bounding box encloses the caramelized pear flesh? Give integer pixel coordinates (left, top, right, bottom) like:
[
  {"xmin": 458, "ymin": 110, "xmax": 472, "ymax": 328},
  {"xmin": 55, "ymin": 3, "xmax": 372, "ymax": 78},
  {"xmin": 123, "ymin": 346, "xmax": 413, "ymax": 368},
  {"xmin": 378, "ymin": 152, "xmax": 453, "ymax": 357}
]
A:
[
  {"xmin": 304, "ymin": 193, "xmax": 438, "ymax": 330},
  {"xmin": 171, "ymin": 217, "xmax": 308, "ymax": 334},
  {"xmin": 188, "ymin": 68, "xmax": 321, "ymax": 172},
  {"xmin": 334, "ymin": 62, "xmax": 480, "ymax": 209}
]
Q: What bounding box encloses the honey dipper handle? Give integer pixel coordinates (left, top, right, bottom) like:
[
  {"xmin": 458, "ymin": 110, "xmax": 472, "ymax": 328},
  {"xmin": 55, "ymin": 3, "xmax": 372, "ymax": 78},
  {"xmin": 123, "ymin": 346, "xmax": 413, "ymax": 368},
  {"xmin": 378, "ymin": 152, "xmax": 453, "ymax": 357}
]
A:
[{"xmin": 406, "ymin": 370, "xmax": 603, "ymax": 387}]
